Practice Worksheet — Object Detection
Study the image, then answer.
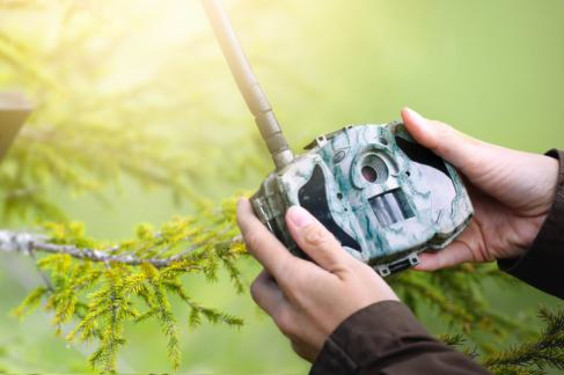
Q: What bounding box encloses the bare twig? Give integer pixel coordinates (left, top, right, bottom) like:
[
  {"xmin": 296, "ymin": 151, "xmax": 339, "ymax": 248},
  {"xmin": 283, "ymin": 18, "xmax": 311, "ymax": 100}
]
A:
[{"xmin": 0, "ymin": 230, "xmax": 242, "ymax": 268}]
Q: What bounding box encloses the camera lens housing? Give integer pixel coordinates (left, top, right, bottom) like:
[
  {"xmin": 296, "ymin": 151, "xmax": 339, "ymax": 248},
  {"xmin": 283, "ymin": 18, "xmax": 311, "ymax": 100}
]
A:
[{"xmin": 361, "ymin": 154, "xmax": 389, "ymax": 184}]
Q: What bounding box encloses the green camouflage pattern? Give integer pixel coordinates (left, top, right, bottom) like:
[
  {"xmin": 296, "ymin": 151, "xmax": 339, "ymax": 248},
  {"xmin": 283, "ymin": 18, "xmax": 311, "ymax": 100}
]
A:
[{"xmin": 251, "ymin": 122, "xmax": 473, "ymax": 276}]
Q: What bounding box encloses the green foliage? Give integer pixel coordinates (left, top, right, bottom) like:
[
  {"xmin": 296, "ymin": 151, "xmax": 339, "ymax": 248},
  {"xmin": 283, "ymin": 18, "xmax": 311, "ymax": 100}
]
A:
[
  {"xmin": 482, "ymin": 306, "xmax": 564, "ymax": 374},
  {"xmin": 11, "ymin": 199, "xmax": 246, "ymax": 372},
  {"xmin": 437, "ymin": 305, "xmax": 564, "ymax": 374},
  {"xmin": 0, "ymin": 0, "xmax": 237, "ymax": 221},
  {"xmin": 391, "ymin": 264, "xmax": 524, "ymax": 348}
]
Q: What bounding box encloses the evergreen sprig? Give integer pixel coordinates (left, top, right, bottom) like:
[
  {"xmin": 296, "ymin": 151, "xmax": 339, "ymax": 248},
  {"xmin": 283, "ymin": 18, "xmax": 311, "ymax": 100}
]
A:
[
  {"xmin": 10, "ymin": 199, "xmax": 246, "ymax": 372},
  {"xmin": 390, "ymin": 263, "xmax": 522, "ymax": 352},
  {"xmin": 482, "ymin": 306, "xmax": 564, "ymax": 374}
]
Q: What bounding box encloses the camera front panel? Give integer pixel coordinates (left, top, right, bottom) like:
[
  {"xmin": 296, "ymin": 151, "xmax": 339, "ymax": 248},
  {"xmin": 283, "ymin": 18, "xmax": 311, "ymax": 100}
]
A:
[{"xmin": 252, "ymin": 122, "xmax": 473, "ymax": 274}]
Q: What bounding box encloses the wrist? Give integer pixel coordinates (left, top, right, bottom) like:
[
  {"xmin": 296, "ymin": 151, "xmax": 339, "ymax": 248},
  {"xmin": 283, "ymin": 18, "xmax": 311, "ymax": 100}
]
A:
[
  {"xmin": 498, "ymin": 149, "xmax": 563, "ymax": 270},
  {"xmin": 509, "ymin": 151, "xmax": 561, "ymax": 257}
]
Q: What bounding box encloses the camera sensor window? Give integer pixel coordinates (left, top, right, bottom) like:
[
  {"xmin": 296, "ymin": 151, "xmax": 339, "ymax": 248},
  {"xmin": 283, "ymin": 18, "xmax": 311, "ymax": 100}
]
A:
[{"xmin": 368, "ymin": 188, "xmax": 415, "ymax": 227}]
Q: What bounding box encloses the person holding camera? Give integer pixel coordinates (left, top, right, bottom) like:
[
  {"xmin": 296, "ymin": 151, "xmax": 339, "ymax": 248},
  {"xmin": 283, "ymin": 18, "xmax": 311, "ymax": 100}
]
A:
[{"xmin": 236, "ymin": 108, "xmax": 562, "ymax": 374}]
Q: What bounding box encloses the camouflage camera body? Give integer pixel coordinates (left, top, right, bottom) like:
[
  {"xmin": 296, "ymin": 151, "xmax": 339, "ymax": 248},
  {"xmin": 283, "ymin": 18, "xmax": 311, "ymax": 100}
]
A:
[{"xmin": 251, "ymin": 122, "xmax": 473, "ymax": 276}]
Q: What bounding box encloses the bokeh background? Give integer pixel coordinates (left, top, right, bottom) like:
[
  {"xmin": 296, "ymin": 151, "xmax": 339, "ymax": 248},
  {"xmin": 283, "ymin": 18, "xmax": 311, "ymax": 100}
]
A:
[{"xmin": 0, "ymin": 0, "xmax": 563, "ymax": 373}]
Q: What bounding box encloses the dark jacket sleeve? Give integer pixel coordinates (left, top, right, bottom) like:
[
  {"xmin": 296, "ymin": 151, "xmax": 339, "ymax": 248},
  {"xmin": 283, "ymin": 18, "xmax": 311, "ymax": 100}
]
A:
[
  {"xmin": 498, "ymin": 149, "xmax": 564, "ymax": 299},
  {"xmin": 310, "ymin": 301, "xmax": 490, "ymax": 375}
]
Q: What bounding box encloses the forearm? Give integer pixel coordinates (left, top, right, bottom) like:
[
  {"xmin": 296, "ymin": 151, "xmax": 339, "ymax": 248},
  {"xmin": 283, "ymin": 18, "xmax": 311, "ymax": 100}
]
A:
[{"xmin": 311, "ymin": 301, "xmax": 490, "ymax": 375}]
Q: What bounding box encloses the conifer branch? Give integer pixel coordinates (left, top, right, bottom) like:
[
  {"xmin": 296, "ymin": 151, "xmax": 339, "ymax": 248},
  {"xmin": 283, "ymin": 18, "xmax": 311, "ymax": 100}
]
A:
[
  {"xmin": 0, "ymin": 229, "xmax": 242, "ymax": 268},
  {"xmin": 5, "ymin": 199, "xmax": 248, "ymax": 372},
  {"xmin": 483, "ymin": 306, "xmax": 564, "ymax": 374}
]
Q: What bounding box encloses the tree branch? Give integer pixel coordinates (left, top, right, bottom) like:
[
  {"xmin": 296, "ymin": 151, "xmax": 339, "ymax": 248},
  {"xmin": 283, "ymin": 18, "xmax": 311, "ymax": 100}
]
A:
[{"xmin": 0, "ymin": 230, "xmax": 242, "ymax": 268}]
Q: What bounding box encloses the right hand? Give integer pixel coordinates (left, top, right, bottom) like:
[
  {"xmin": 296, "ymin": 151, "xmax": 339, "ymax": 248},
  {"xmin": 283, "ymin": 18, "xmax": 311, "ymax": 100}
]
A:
[
  {"xmin": 236, "ymin": 200, "xmax": 398, "ymax": 362},
  {"xmin": 401, "ymin": 108, "xmax": 560, "ymax": 271}
]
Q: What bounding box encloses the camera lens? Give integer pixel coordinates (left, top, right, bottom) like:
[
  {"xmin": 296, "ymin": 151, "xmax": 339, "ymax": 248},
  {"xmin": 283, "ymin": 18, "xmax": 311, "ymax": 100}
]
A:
[
  {"xmin": 362, "ymin": 166, "xmax": 378, "ymax": 182},
  {"xmin": 360, "ymin": 154, "xmax": 389, "ymax": 184}
]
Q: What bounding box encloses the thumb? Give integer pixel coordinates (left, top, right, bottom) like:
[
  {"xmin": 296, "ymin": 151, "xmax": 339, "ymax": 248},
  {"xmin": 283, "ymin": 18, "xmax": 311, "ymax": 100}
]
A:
[
  {"xmin": 285, "ymin": 206, "xmax": 352, "ymax": 273},
  {"xmin": 401, "ymin": 107, "xmax": 485, "ymax": 175}
]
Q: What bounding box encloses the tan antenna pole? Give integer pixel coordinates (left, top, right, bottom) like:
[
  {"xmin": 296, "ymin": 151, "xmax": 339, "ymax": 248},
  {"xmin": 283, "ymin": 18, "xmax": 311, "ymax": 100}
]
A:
[{"xmin": 201, "ymin": 0, "xmax": 294, "ymax": 170}]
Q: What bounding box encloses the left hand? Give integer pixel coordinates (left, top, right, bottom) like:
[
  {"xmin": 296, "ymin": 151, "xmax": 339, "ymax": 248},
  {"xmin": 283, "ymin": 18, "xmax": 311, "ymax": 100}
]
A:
[
  {"xmin": 236, "ymin": 199, "xmax": 398, "ymax": 362},
  {"xmin": 400, "ymin": 108, "xmax": 559, "ymax": 270}
]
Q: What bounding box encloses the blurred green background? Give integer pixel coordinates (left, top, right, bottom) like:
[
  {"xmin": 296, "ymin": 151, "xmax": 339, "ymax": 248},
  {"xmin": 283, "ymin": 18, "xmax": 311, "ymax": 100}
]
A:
[{"xmin": 0, "ymin": 0, "xmax": 563, "ymax": 373}]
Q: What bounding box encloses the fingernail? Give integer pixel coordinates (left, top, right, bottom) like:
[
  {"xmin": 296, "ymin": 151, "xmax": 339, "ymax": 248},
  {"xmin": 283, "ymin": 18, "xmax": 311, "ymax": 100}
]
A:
[
  {"xmin": 404, "ymin": 107, "xmax": 435, "ymax": 136},
  {"xmin": 405, "ymin": 107, "xmax": 424, "ymax": 123},
  {"xmin": 287, "ymin": 206, "xmax": 314, "ymax": 228}
]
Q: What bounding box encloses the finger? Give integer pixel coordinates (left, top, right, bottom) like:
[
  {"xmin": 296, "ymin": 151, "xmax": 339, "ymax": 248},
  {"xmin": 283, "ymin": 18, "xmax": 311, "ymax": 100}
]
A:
[
  {"xmin": 285, "ymin": 205, "xmax": 352, "ymax": 273},
  {"xmin": 414, "ymin": 241, "xmax": 476, "ymax": 271},
  {"xmin": 236, "ymin": 199, "xmax": 297, "ymax": 279},
  {"xmin": 250, "ymin": 270, "xmax": 286, "ymax": 316},
  {"xmin": 401, "ymin": 107, "xmax": 485, "ymax": 175}
]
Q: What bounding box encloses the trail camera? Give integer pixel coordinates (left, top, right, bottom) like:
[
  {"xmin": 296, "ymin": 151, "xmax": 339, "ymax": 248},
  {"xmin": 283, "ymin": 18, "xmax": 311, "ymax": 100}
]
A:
[{"xmin": 202, "ymin": 0, "xmax": 473, "ymax": 276}]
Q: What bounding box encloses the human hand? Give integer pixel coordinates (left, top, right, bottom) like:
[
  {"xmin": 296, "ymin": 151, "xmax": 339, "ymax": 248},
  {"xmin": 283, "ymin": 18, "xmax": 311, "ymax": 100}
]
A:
[
  {"xmin": 402, "ymin": 108, "xmax": 560, "ymax": 271},
  {"xmin": 236, "ymin": 199, "xmax": 398, "ymax": 362}
]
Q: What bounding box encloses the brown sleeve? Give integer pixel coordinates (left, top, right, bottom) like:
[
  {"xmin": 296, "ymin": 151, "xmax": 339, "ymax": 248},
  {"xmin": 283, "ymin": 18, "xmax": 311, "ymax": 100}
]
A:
[
  {"xmin": 310, "ymin": 301, "xmax": 490, "ymax": 375},
  {"xmin": 498, "ymin": 149, "xmax": 564, "ymax": 299}
]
